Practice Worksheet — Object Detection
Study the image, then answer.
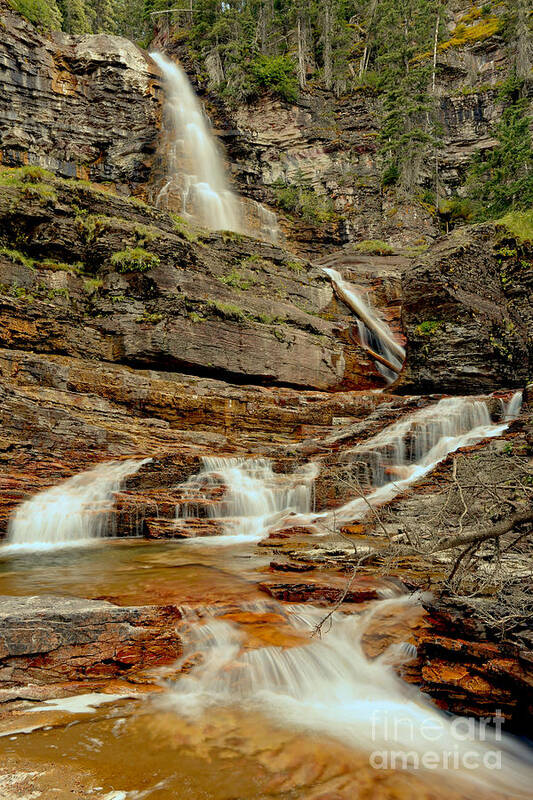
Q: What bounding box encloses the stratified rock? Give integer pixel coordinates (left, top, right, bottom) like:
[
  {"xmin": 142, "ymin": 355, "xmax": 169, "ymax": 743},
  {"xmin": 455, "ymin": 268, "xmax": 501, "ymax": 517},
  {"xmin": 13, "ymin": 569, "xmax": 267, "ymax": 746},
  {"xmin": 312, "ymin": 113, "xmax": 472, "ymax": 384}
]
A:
[
  {"xmin": 398, "ymin": 224, "xmax": 532, "ymax": 394},
  {"xmin": 0, "ymin": 171, "xmax": 382, "ymax": 391},
  {"xmin": 259, "ymin": 580, "xmax": 379, "ymax": 604},
  {"xmin": 0, "ymin": 595, "xmax": 182, "ymax": 687},
  {"xmin": 0, "ymin": 0, "xmax": 159, "ymax": 192}
]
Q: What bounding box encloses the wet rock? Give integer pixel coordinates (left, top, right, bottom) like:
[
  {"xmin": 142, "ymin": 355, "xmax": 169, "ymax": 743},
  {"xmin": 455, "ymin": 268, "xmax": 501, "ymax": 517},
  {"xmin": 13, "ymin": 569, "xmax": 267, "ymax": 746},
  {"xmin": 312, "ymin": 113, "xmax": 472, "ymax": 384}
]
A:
[
  {"xmin": 0, "ymin": 595, "xmax": 182, "ymax": 687},
  {"xmin": 259, "ymin": 580, "xmax": 379, "ymax": 604}
]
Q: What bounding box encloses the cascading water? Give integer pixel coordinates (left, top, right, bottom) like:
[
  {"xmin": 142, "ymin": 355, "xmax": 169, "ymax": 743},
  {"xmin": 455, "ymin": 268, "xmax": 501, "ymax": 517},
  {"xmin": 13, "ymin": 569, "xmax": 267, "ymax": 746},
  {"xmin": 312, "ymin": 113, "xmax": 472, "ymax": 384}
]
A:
[
  {"xmin": 167, "ymin": 599, "xmax": 532, "ymax": 794},
  {"xmin": 323, "ymin": 266, "xmax": 405, "ymax": 382},
  {"xmin": 151, "ymin": 51, "xmax": 241, "ymax": 233},
  {"xmin": 177, "ymin": 457, "xmax": 317, "ymax": 545},
  {"xmin": 151, "ymin": 51, "xmax": 280, "ymax": 243},
  {"xmin": 267, "ymin": 394, "xmax": 519, "ymax": 534},
  {"xmin": 6, "ymin": 458, "xmax": 149, "ymax": 550}
]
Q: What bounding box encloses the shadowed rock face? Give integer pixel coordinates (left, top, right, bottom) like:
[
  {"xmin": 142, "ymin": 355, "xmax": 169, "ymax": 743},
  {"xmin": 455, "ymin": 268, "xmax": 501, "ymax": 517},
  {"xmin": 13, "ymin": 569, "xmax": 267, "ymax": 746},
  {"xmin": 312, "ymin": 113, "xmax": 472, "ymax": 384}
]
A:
[
  {"xmin": 397, "ymin": 225, "xmax": 532, "ymax": 395},
  {"xmin": 0, "ymin": 0, "xmax": 160, "ymax": 193}
]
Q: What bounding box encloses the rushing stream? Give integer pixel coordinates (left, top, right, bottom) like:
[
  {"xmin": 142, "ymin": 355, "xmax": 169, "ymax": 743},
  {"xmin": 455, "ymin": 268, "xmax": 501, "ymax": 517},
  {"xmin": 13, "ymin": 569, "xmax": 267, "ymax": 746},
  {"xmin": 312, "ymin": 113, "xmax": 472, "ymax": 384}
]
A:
[{"xmin": 0, "ymin": 391, "xmax": 530, "ymax": 798}]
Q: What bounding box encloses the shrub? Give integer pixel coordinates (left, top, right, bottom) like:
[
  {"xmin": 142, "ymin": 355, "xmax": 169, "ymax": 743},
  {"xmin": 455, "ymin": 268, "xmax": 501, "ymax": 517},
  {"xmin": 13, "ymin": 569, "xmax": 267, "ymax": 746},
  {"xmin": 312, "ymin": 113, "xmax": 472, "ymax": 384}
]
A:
[
  {"xmin": 353, "ymin": 239, "xmax": 394, "ymax": 255},
  {"xmin": 274, "ymin": 182, "xmax": 336, "ymax": 224},
  {"xmin": 110, "ymin": 247, "xmax": 160, "ymax": 273},
  {"xmin": 249, "ymin": 55, "xmax": 298, "ymax": 103}
]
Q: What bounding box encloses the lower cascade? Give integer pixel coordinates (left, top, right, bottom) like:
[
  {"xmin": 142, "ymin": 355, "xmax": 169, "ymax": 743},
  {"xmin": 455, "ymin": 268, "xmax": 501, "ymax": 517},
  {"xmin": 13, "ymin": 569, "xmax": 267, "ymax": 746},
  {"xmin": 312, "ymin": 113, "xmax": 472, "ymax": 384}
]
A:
[
  {"xmin": 6, "ymin": 459, "xmax": 149, "ymax": 550},
  {"xmin": 168, "ymin": 600, "xmax": 532, "ymax": 794}
]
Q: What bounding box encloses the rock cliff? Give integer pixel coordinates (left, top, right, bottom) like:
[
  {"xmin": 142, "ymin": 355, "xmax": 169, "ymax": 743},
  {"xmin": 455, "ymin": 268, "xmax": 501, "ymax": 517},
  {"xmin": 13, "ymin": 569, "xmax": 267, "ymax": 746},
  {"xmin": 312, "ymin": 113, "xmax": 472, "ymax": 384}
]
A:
[{"xmin": 0, "ymin": 0, "xmax": 159, "ymax": 194}]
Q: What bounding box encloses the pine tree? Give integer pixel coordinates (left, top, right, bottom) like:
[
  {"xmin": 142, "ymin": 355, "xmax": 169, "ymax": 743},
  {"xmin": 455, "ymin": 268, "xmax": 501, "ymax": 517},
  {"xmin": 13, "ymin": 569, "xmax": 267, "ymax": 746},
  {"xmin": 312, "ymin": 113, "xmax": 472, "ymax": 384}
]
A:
[
  {"xmin": 467, "ymin": 76, "xmax": 533, "ymax": 218},
  {"xmin": 11, "ymin": 0, "xmax": 63, "ymax": 30},
  {"xmin": 59, "ymin": 0, "xmax": 90, "ymax": 34}
]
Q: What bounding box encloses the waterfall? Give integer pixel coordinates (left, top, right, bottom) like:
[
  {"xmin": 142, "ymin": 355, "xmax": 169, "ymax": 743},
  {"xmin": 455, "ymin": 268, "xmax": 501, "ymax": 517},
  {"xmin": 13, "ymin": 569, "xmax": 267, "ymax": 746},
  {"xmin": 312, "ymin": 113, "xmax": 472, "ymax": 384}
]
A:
[
  {"xmin": 310, "ymin": 395, "xmax": 518, "ymax": 530},
  {"xmin": 176, "ymin": 457, "xmax": 317, "ymax": 545},
  {"xmin": 323, "ymin": 266, "xmax": 404, "ymax": 382},
  {"xmin": 504, "ymin": 390, "xmax": 523, "ymax": 421},
  {"xmin": 151, "ymin": 51, "xmax": 241, "ymax": 232},
  {"xmin": 166, "ymin": 600, "xmax": 532, "ymax": 794},
  {"xmin": 6, "ymin": 459, "xmax": 149, "ymax": 551},
  {"xmin": 151, "ymin": 52, "xmax": 279, "ymax": 242}
]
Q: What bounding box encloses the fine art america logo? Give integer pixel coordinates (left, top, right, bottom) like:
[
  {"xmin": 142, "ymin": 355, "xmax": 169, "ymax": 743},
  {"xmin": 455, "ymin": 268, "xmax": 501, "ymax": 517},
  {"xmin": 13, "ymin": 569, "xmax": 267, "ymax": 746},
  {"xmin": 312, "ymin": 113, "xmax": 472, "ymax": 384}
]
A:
[{"xmin": 369, "ymin": 709, "xmax": 505, "ymax": 771}]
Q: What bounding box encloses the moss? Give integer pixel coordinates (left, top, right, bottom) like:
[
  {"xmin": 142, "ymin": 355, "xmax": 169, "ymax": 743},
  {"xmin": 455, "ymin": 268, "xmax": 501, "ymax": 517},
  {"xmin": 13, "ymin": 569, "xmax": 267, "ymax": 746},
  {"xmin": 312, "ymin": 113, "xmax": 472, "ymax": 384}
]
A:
[
  {"xmin": 208, "ymin": 300, "xmax": 247, "ymax": 322},
  {"xmin": 353, "ymin": 239, "xmax": 394, "ymax": 255},
  {"xmin": 496, "ymin": 209, "xmax": 533, "ymax": 243},
  {"xmin": 0, "ymin": 246, "xmax": 35, "ymax": 269},
  {"xmin": 83, "ymin": 277, "xmax": 103, "ymax": 293},
  {"xmin": 438, "ymin": 16, "xmax": 502, "ymax": 51},
  {"xmin": 39, "ymin": 259, "xmax": 83, "ymax": 274},
  {"xmin": 188, "ymin": 311, "xmax": 205, "ymax": 323},
  {"xmin": 136, "ymin": 312, "xmax": 164, "ymax": 324},
  {"xmin": 76, "ymin": 214, "xmax": 112, "ymax": 245},
  {"xmin": 110, "ymin": 247, "xmax": 160, "ymax": 273},
  {"xmin": 170, "ymin": 213, "xmax": 200, "ymax": 243},
  {"xmin": 416, "ymin": 320, "xmax": 442, "ymax": 336},
  {"xmin": 0, "ymin": 166, "xmax": 57, "ymax": 204},
  {"xmin": 218, "ymin": 269, "xmax": 255, "ymax": 290},
  {"xmin": 284, "ymin": 259, "xmax": 305, "ymax": 274},
  {"xmin": 134, "ymin": 224, "xmax": 160, "ymax": 246}
]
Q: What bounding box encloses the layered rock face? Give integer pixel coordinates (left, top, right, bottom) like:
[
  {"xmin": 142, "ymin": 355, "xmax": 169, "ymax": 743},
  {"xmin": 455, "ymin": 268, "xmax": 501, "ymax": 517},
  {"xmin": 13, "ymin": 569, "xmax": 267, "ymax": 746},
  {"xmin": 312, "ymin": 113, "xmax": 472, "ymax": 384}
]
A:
[
  {"xmin": 0, "ymin": 0, "xmax": 159, "ymax": 193},
  {"xmin": 398, "ymin": 224, "xmax": 532, "ymax": 394},
  {"xmin": 160, "ymin": 5, "xmax": 529, "ymax": 254},
  {"xmin": 0, "ymin": 595, "xmax": 182, "ymax": 688},
  {"xmin": 0, "ymin": 171, "xmax": 382, "ymax": 390}
]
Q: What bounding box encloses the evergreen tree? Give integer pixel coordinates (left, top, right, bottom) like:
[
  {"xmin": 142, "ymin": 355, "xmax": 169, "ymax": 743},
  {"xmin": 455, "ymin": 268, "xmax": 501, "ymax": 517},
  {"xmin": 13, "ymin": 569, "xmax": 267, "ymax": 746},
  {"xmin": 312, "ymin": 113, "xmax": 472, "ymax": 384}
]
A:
[
  {"xmin": 11, "ymin": 0, "xmax": 63, "ymax": 30},
  {"xmin": 58, "ymin": 0, "xmax": 90, "ymax": 34},
  {"xmin": 467, "ymin": 76, "xmax": 533, "ymax": 218}
]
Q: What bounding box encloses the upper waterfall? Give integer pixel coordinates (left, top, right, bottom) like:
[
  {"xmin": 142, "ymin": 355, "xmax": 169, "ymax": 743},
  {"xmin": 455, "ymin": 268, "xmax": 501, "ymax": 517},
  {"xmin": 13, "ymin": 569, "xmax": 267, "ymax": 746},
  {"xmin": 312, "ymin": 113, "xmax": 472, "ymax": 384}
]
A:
[
  {"xmin": 151, "ymin": 51, "xmax": 279, "ymax": 243},
  {"xmin": 151, "ymin": 51, "xmax": 241, "ymax": 233}
]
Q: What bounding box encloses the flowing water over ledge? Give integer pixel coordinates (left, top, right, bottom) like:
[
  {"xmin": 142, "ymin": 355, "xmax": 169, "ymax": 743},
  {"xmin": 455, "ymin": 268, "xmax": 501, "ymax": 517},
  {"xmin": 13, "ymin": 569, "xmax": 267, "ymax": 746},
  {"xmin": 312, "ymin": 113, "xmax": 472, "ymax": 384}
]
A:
[{"xmin": 0, "ymin": 392, "xmax": 530, "ymax": 799}]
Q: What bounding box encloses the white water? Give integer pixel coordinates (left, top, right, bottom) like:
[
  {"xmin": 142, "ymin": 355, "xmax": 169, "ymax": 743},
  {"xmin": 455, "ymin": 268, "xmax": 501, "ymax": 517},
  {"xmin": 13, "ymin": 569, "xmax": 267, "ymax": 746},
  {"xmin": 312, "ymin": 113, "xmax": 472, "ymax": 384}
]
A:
[
  {"xmin": 6, "ymin": 459, "xmax": 149, "ymax": 551},
  {"xmin": 177, "ymin": 457, "xmax": 316, "ymax": 545},
  {"xmin": 151, "ymin": 51, "xmax": 242, "ymax": 232},
  {"xmin": 151, "ymin": 52, "xmax": 280, "ymax": 243},
  {"xmin": 309, "ymin": 395, "xmax": 514, "ymax": 531},
  {"xmin": 323, "ymin": 266, "xmax": 405, "ymax": 382},
  {"xmin": 167, "ymin": 600, "xmax": 532, "ymax": 794},
  {"xmin": 504, "ymin": 390, "xmax": 523, "ymax": 421}
]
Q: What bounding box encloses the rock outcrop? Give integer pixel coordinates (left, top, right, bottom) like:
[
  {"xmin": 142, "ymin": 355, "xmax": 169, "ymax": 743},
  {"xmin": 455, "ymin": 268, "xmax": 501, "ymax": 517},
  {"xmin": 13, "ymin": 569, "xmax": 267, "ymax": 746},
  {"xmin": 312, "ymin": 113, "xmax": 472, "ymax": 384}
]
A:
[
  {"xmin": 0, "ymin": 0, "xmax": 160, "ymax": 194},
  {"xmin": 0, "ymin": 167, "xmax": 384, "ymax": 391},
  {"xmin": 0, "ymin": 595, "xmax": 182, "ymax": 687},
  {"xmin": 398, "ymin": 224, "xmax": 532, "ymax": 394}
]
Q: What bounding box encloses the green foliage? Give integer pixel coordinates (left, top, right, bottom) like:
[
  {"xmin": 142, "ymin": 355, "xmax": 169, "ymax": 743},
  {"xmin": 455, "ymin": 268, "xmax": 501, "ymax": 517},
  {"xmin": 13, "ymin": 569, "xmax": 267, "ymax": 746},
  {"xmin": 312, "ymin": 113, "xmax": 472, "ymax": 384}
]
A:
[
  {"xmin": 10, "ymin": 0, "xmax": 62, "ymax": 30},
  {"xmin": 136, "ymin": 311, "xmax": 164, "ymax": 324},
  {"xmin": 0, "ymin": 246, "xmax": 35, "ymax": 269},
  {"xmin": 274, "ymin": 181, "xmax": 336, "ymax": 224},
  {"xmin": 353, "ymin": 239, "xmax": 394, "ymax": 255},
  {"xmin": 466, "ymin": 76, "xmax": 533, "ymax": 219},
  {"xmin": 218, "ymin": 269, "xmax": 255, "ymax": 290},
  {"xmin": 208, "ymin": 300, "xmax": 247, "ymax": 322},
  {"xmin": 496, "ymin": 209, "xmax": 533, "ymax": 242},
  {"xmin": 416, "ymin": 320, "xmax": 442, "ymax": 336},
  {"xmin": 438, "ymin": 197, "xmax": 476, "ymax": 226},
  {"xmin": 110, "ymin": 247, "xmax": 160, "ymax": 273},
  {"xmin": 248, "ymin": 55, "xmax": 298, "ymax": 103}
]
